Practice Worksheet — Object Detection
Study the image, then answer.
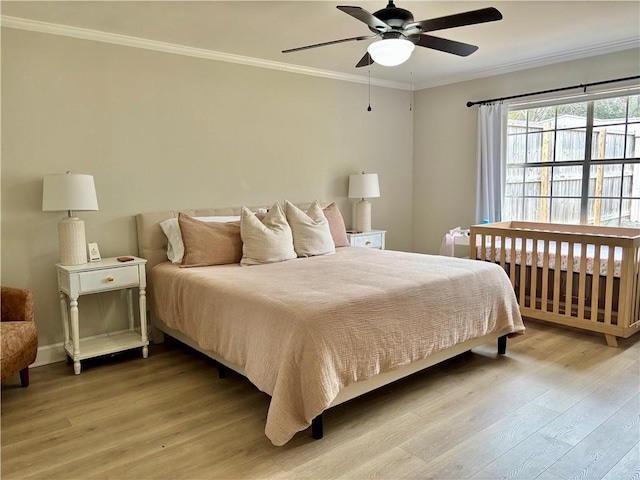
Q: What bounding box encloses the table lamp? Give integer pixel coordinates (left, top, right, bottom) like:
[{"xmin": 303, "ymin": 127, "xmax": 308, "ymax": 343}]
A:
[
  {"xmin": 42, "ymin": 172, "xmax": 99, "ymax": 265},
  {"xmin": 348, "ymin": 172, "xmax": 380, "ymax": 232}
]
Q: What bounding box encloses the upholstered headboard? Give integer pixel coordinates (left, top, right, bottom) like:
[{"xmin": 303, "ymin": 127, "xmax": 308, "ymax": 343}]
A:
[{"xmin": 135, "ymin": 203, "xmax": 322, "ymax": 272}]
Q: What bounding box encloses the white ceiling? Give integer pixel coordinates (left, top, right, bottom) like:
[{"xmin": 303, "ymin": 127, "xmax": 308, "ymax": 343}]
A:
[{"xmin": 2, "ymin": 1, "xmax": 639, "ymax": 89}]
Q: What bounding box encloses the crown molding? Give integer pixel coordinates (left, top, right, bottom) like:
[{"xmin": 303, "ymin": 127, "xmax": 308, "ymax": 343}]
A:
[
  {"xmin": 414, "ymin": 39, "xmax": 640, "ymax": 90},
  {"xmin": 4, "ymin": 15, "xmax": 635, "ymax": 93},
  {"xmin": 1, "ymin": 16, "xmax": 413, "ymax": 91}
]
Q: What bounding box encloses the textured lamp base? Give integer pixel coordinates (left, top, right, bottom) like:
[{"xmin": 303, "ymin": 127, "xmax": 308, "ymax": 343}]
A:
[
  {"xmin": 355, "ymin": 200, "xmax": 372, "ymax": 232},
  {"xmin": 58, "ymin": 217, "xmax": 88, "ymax": 265}
]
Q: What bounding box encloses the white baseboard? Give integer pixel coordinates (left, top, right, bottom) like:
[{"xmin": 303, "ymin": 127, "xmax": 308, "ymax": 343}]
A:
[{"xmin": 32, "ymin": 342, "xmax": 66, "ymax": 367}]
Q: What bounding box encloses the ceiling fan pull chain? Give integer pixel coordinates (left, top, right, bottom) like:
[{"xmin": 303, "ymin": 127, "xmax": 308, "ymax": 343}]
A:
[{"xmin": 367, "ymin": 69, "xmax": 372, "ymax": 112}]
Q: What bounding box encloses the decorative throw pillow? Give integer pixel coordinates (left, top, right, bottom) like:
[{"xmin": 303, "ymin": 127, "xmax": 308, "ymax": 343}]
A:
[
  {"xmin": 285, "ymin": 200, "xmax": 335, "ymax": 257},
  {"xmin": 178, "ymin": 213, "xmax": 242, "ymax": 267},
  {"xmin": 240, "ymin": 203, "xmax": 297, "ymax": 266},
  {"xmin": 323, "ymin": 202, "xmax": 350, "ymax": 248},
  {"xmin": 160, "ymin": 215, "xmax": 241, "ymax": 263}
]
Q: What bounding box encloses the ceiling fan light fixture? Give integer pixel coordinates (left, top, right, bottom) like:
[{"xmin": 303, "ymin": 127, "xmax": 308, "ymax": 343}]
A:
[{"xmin": 367, "ymin": 38, "xmax": 414, "ymax": 66}]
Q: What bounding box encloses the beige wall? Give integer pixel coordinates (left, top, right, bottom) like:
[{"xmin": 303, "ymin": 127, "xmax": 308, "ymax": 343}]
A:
[
  {"xmin": 1, "ymin": 28, "xmax": 414, "ymax": 347},
  {"xmin": 412, "ymin": 48, "xmax": 640, "ymax": 255}
]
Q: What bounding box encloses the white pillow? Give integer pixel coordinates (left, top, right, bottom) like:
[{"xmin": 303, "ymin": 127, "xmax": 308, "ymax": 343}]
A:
[
  {"xmin": 285, "ymin": 200, "xmax": 335, "ymax": 257},
  {"xmin": 240, "ymin": 203, "xmax": 296, "ymax": 266},
  {"xmin": 160, "ymin": 215, "xmax": 240, "ymax": 264}
]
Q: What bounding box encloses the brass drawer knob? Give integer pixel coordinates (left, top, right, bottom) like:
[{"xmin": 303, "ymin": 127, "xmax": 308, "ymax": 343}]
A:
[
  {"xmin": 366, "ymin": 241, "xmax": 372, "ymax": 245},
  {"xmin": 107, "ymin": 276, "xmax": 115, "ymax": 282}
]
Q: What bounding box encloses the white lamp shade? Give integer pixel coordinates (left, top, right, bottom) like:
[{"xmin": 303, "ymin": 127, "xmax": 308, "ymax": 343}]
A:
[
  {"xmin": 367, "ymin": 38, "xmax": 415, "ymax": 67},
  {"xmin": 43, "ymin": 173, "xmax": 98, "ymax": 265},
  {"xmin": 349, "ymin": 173, "xmax": 380, "ymax": 199},
  {"xmin": 42, "ymin": 173, "xmax": 99, "ymax": 212}
]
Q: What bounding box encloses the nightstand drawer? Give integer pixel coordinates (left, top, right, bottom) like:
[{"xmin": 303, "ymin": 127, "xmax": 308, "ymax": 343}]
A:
[
  {"xmin": 78, "ymin": 266, "xmax": 139, "ymax": 293},
  {"xmin": 352, "ymin": 234, "xmax": 383, "ymax": 248}
]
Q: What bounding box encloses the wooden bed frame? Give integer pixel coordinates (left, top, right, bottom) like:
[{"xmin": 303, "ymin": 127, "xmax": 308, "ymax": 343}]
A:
[
  {"xmin": 470, "ymin": 221, "xmax": 640, "ymax": 347},
  {"xmin": 136, "ymin": 206, "xmax": 510, "ymax": 440}
]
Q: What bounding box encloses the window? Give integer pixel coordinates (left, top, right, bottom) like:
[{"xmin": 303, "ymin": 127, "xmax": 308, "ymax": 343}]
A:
[{"xmin": 503, "ymin": 93, "xmax": 640, "ymax": 226}]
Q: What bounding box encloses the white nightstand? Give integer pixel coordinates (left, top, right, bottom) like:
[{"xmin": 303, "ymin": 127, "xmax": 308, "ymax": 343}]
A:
[
  {"xmin": 56, "ymin": 257, "xmax": 149, "ymax": 374},
  {"xmin": 346, "ymin": 230, "xmax": 386, "ymax": 250},
  {"xmin": 454, "ymin": 233, "xmax": 470, "ymax": 258}
]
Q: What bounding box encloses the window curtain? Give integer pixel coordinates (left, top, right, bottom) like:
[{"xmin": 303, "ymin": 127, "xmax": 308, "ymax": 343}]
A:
[{"xmin": 475, "ymin": 103, "xmax": 507, "ymax": 223}]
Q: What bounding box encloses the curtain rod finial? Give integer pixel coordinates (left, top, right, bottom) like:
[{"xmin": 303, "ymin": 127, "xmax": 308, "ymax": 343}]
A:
[{"xmin": 466, "ymin": 101, "xmax": 474, "ymax": 108}]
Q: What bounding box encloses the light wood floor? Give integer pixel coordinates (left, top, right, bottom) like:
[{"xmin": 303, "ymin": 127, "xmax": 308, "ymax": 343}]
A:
[{"xmin": 2, "ymin": 321, "xmax": 639, "ymax": 480}]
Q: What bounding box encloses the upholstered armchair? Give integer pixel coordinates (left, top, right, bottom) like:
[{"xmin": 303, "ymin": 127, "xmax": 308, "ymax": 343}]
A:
[{"xmin": 1, "ymin": 287, "xmax": 38, "ymax": 387}]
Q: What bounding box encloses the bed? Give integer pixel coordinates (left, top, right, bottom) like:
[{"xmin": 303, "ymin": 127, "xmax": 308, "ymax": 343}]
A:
[
  {"xmin": 470, "ymin": 221, "xmax": 640, "ymax": 347},
  {"xmin": 136, "ymin": 205, "xmax": 525, "ymax": 445}
]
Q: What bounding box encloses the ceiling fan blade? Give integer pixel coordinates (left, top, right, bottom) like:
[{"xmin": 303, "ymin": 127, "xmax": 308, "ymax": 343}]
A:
[
  {"xmin": 406, "ymin": 7, "xmax": 502, "ymax": 33},
  {"xmin": 355, "ymin": 52, "xmax": 374, "ymax": 68},
  {"xmin": 282, "ymin": 35, "xmax": 377, "ymax": 53},
  {"xmin": 337, "ymin": 6, "xmax": 391, "ymax": 32},
  {"xmin": 410, "ymin": 34, "xmax": 478, "ymax": 57}
]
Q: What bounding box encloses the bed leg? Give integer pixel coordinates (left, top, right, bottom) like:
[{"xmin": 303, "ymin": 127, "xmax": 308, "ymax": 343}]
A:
[
  {"xmin": 151, "ymin": 327, "xmax": 165, "ymax": 344},
  {"xmin": 218, "ymin": 363, "xmax": 228, "ymax": 379},
  {"xmin": 604, "ymin": 334, "xmax": 619, "ymax": 348},
  {"xmin": 311, "ymin": 414, "xmax": 323, "ymax": 440},
  {"xmin": 498, "ymin": 335, "xmax": 507, "ymax": 355}
]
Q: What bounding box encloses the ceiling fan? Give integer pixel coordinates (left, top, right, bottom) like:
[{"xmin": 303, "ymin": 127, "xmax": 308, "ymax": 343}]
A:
[{"xmin": 282, "ymin": 1, "xmax": 503, "ymax": 68}]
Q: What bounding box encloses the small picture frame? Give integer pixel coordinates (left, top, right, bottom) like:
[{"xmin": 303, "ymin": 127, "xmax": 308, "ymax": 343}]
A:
[{"xmin": 87, "ymin": 242, "xmax": 101, "ymax": 262}]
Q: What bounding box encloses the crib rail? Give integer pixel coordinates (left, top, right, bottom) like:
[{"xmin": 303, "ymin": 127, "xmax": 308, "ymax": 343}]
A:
[{"xmin": 470, "ymin": 221, "xmax": 640, "ymax": 346}]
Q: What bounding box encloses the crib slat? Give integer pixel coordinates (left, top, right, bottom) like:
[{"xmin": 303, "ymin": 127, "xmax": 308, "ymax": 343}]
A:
[
  {"xmin": 628, "ymin": 246, "xmax": 638, "ymax": 324},
  {"xmin": 541, "ymin": 239, "xmax": 550, "ymax": 312},
  {"xmin": 604, "ymin": 247, "xmax": 615, "ymax": 325},
  {"xmin": 618, "ymin": 247, "xmax": 631, "ymax": 328},
  {"xmin": 565, "ymin": 242, "xmax": 574, "ymax": 318},
  {"xmin": 530, "ymin": 238, "xmax": 538, "ymax": 311},
  {"xmin": 509, "ymin": 236, "xmax": 516, "ymax": 288},
  {"xmin": 500, "ymin": 235, "xmax": 506, "ymax": 271},
  {"xmin": 480, "ymin": 234, "xmax": 487, "ymax": 263},
  {"xmin": 577, "ymin": 243, "xmax": 587, "ymax": 321},
  {"xmin": 633, "ymin": 247, "xmax": 640, "ymax": 323},
  {"xmin": 519, "ymin": 238, "xmax": 527, "ymax": 308},
  {"xmin": 490, "ymin": 234, "xmax": 496, "ymax": 263},
  {"xmin": 553, "ymin": 241, "xmax": 562, "ymax": 314},
  {"xmin": 590, "ymin": 244, "xmax": 601, "ymax": 322}
]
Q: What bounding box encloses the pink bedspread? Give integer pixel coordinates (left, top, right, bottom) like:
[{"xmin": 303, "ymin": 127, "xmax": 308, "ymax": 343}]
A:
[{"xmin": 150, "ymin": 247, "xmax": 524, "ymax": 445}]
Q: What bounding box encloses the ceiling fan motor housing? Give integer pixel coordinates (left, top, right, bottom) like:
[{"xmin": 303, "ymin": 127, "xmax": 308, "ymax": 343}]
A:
[{"xmin": 371, "ymin": 2, "xmax": 414, "ymax": 31}]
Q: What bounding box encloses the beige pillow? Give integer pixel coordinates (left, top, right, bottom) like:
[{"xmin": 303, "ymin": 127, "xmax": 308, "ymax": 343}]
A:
[
  {"xmin": 178, "ymin": 213, "xmax": 242, "ymax": 267},
  {"xmin": 323, "ymin": 203, "xmax": 350, "ymax": 247},
  {"xmin": 285, "ymin": 200, "xmax": 335, "ymax": 257},
  {"xmin": 240, "ymin": 203, "xmax": 297, "ymax": 266}
]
